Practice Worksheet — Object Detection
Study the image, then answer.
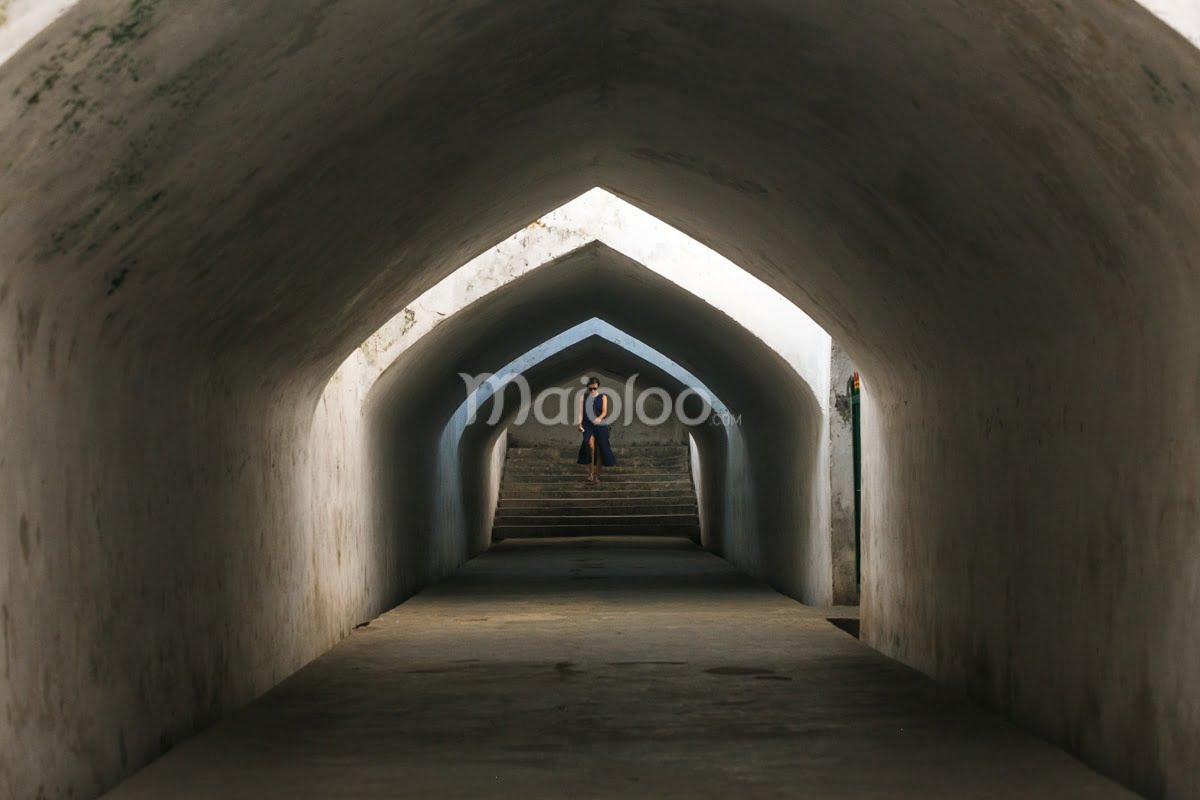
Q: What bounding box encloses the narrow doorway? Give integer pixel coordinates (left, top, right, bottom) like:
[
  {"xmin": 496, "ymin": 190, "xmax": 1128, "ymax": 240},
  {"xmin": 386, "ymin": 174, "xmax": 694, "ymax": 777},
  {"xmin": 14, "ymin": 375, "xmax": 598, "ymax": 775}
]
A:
[{"xmin": 850, "ymin": 372, "xmax": 862, "ymax": 589}]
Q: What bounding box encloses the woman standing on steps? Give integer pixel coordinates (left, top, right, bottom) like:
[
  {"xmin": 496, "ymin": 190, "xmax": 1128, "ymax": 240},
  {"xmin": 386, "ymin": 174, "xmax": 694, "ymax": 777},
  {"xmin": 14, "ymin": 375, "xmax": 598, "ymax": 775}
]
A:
[{"xmin": 577, "ymin": 376, "xmax": 617, "ymax": 482}]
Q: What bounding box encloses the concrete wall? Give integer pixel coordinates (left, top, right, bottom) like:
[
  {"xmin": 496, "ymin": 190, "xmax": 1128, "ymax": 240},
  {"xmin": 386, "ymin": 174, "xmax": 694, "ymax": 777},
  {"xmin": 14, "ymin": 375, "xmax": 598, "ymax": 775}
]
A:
[
  {"xmin": 829, "ymin": 343, "xmax": 860, "ymax": 606},
  {"xmin": 0, "ymin": 349, "xmax": 394, "ymax": 800}
]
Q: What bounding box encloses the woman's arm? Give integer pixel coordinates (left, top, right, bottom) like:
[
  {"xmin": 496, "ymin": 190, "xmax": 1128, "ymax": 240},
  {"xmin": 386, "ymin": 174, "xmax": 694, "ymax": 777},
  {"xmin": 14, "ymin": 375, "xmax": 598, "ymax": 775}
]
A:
[
  {"xmin": 598, "ymin": 395, "xmax": 609, "ymax": 422},
  {"xmin": 577, "ymin": 394, "xmax": 585, "ymax": 431}
]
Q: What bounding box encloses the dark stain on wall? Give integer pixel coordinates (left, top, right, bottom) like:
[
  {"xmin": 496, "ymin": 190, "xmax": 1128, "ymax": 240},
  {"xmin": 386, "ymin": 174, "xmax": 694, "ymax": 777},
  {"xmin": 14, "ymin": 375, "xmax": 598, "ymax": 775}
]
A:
[
  {"xmin": 107, "ymin": 268, "xmax": 130, "ymax": 296},
  {"xmin": 284, "ymin": 0, "xmax": 339, "ymax": 58},
  {"xmin": 15, "ymin": 0, "xmax": 162, "ymax": 140},
  {"xmin": 18, "ymin": 0, "xmax": 220, "ymax": 263},
  {"xmin": 106, "ymin": 0, "xmax": 159, "ymax": 47},
  {"xmin": 18, "ymin": 515, "xmax": 31, "ymax": 563},
  {"xmin": 15, "ymin": 303, "xmax": 41, "ymax": 372},
  {"xmin": 834, "ymin": 391, "xmax": 851, "ymax": 425},
  {"xmin": 45, "ymin": 321, "xmax": 58, "ymax": 377},
  {"xmin": 151, "ymin": 48, "xmax": 228, "ymax": 110},
  {"xmin": 1143, "ymin": 65, "xmax": 1172, "ymax": 106},
  {"xmin": 1, "ymin": 602, "xmax": 10, "ymax": 679}
]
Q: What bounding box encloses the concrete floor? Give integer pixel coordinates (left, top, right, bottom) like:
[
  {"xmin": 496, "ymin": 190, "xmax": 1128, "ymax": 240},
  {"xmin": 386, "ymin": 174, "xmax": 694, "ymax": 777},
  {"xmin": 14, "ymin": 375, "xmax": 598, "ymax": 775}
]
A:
[{"xmin": 103, "ymin": 538, "xmax": 1134, "ymax": 799}]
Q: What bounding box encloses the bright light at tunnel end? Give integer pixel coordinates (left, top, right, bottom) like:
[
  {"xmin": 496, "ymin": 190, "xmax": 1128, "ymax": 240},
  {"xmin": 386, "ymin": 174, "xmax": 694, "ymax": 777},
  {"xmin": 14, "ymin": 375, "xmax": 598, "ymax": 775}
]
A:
[{"xmin": 459, "ymin": 372, "xmax": 743, "ymax": 428}]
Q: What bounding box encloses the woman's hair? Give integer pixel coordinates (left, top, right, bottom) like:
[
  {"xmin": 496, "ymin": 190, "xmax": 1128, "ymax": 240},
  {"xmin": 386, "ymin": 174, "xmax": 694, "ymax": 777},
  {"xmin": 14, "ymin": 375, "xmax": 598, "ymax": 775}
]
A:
[{"xmin": 586, "ymin": 376, "xmax": 601, "ymax": 387}]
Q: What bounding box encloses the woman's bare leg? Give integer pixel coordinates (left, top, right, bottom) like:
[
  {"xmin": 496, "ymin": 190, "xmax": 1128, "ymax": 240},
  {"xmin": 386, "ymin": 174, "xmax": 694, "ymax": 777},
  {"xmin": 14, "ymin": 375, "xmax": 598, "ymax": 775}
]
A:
[
  {"xmin": 593, "ymin": 438, "xmax": 603, "ymax": 483},
  {"xmin": 586, "ymin": 435, "xmax": 596, "ymax": 481}
]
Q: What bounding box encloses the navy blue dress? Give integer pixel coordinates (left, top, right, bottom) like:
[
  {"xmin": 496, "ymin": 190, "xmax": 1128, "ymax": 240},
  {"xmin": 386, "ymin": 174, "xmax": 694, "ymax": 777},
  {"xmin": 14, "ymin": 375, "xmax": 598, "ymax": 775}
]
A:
[{"xmin": 577, "ymin": 393, "xmax": 617, "ymax": 466}]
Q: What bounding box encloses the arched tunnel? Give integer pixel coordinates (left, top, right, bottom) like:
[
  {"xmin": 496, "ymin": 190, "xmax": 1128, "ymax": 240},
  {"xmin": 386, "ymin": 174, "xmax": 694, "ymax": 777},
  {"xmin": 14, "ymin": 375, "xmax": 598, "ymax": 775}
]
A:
[
  {"xmin": 1, "ymin": 1, "xmax": 1198, "ymax": 797},
  {"xmin": 365, "ymin": 242, "xmax": 830, "ymax": 601}
]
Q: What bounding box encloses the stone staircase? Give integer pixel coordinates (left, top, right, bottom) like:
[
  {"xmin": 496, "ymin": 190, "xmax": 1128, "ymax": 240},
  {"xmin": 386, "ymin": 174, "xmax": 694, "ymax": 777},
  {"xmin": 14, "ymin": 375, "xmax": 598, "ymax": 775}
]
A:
[{"xmin": 491, "ymin": 444, "xmax": 702, "ymax": 541}]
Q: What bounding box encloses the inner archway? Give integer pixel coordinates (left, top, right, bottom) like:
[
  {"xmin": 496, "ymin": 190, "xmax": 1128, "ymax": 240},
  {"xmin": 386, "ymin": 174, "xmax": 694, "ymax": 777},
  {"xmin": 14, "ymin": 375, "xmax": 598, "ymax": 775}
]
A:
[
  {"xmin": 451, "ymin": 319, "xmax": 735, "ymax": 546},
  {"xmin": 361, "ymin": 244, "xmax": 829, "ymax": 602}
]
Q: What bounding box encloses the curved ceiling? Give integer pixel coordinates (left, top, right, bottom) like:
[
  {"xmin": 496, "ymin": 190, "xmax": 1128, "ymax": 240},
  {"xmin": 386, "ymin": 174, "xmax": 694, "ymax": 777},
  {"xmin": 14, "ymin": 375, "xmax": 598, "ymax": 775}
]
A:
[{"xmin": 2, "ymin": 0, "xmax": 1196, "ymax": 392}]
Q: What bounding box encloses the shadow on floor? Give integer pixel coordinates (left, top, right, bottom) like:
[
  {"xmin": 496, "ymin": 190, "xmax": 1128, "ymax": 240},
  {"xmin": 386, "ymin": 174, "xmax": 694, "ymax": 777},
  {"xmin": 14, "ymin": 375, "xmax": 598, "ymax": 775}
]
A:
[{"xmin": 828, "ymin": 617, "xmax": 861, "ymax": 639}]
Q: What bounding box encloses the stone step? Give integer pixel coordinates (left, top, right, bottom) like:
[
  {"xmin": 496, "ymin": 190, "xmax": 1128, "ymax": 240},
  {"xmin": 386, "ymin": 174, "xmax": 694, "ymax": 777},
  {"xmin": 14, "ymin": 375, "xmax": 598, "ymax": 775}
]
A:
[
  {"xmin": 492, "ymin": 513, "xmax": 700, "ymax": 526},
  {"xmin": 497, "ymin": 499, "xmax": 698, "ymax": 513},
  {"xmin": 500, "ymin": 483, "xmax": 695, "ymax": 497},
  {"xmin": 501, "ymin": 460, "xmax": 691, "ymax": 472},
  {"xmin": 506, "ymin": 449, "xmax": 689, "ymax": 459},
  {"xmin": 492, "ymin": 523, "xmax": 702, "ymax": 541},
  {"xmin": 504, "ymin": 460, "xmax": 690, "ymax": 473},
  {"xmin": 499, "ymin": 493, "xmax": 699, "ymax": 503},
  {"xmin": 499, "ymin": 495, "xmax": 698, "ymax": 504},
  {"xmin": 494, "ymin": 444, "xmax": 702, "ymax": 543},
  {"xmin": 505, "ymin": 446, "xmax": 690, "ymax": 459},
  {"xmin": 498, "ymin": 505, "xmax": 700, "ymax": 515},
  {"xmin": 501, "ymin": 479, "xmax": 694, "ymax": 489},
  {"xmin": 496, "ymin": 510, "xmax": 699, "ymax": 521},
  {"xmin": 504, "ymin": 474, "xmax": 700, "ymax": 489},
  {"xmin": 502, "ymin": 472, "xmax": 692, "ymax": 484}
]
